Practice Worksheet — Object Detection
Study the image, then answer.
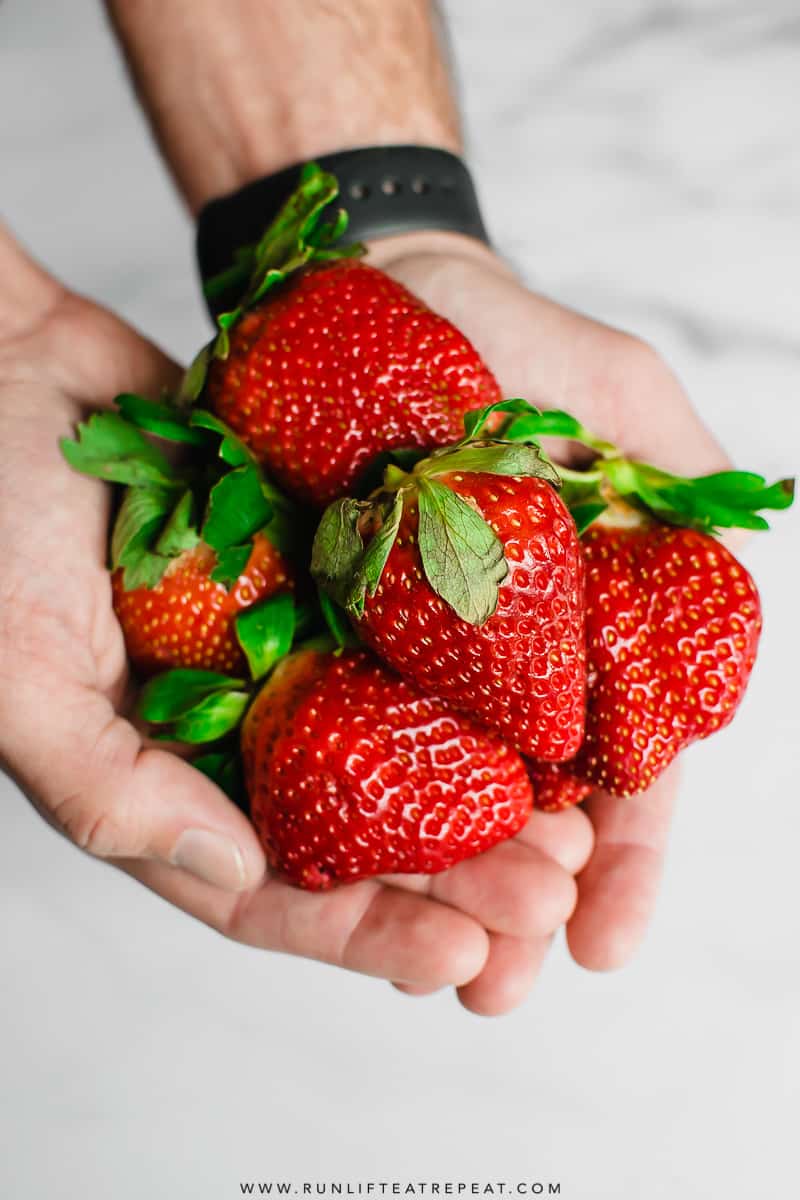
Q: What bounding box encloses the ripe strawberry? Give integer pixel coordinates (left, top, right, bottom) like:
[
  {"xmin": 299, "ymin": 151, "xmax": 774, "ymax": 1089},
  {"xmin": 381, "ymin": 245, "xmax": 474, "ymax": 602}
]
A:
[
  {"xmin": 205, "ymin": 258, "xmax": 500, "ymax": 507},
  {"xmin": 312, "ymin": 401, "xmax": 587, "ymax": 761},
  {"xmin": 494, "ymin": 401, "xmax": 794, "ymax": 796},
  {"xmin": 241, "ymin": 647, "xmax": 533, "ymax": 890},
  {"xmin": 190, "ymin": 164, "xmax": 499, "ymax": 508},
  {"xmin": 111, "ymin": 532, "xmax": 291, "ymax": 677},
  {"xmin": 573, "ymin": 518, "xmax": 762, "ymax": 795},
  {"xmin": 528, "ymin": 761, "xmax": 593, "ymax": 812},
  {"xmin": 61, "ymin": 396, "xmax": 298, "ymax": 679}
]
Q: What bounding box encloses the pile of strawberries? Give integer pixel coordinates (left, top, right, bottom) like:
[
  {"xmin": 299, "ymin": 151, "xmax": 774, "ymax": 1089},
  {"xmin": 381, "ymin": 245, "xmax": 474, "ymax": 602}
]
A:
[{"xmin": 63, "ymin": 165, "xmax": 793, "ymax": 890}]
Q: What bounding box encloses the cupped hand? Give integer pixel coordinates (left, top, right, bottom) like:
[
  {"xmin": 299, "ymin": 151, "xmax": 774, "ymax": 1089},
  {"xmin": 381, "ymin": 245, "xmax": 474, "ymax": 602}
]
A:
[
  {"xmin": 370, "ymin": 230, "xmax": 732, "ymax": 976},
  {"xmin": 0, "ymin": 227, "xmax": 591, "ymax": 1016}
]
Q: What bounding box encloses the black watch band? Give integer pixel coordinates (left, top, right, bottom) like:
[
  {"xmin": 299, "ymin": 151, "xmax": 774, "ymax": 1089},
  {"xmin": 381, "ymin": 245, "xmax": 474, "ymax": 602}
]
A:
[{"xmin": 196, "ymin": 146, "xmax": 490, "ymax": 318}]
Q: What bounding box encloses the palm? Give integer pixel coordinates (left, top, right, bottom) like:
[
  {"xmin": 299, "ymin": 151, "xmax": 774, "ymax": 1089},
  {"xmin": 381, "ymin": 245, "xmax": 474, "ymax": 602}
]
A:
[
  {"xmin": 1, "ymin": 258, "xmax": 589, "ymax": 1016},
  {"xmin": 373, "ymin": 238, "xmax": 732, "ymax": 972}
]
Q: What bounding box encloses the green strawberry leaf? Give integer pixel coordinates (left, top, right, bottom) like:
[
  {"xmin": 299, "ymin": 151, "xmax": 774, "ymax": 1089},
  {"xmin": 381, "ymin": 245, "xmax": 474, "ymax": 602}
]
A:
[
  {"xmin": 502, "ymin": 407, "xmax": 617, "ymax": 455},
  {"xmin": 485, "ymin": 403, "xmax": 796, "ymax": 535},
  {"xmin": 349, "ymin": 490, "xmax": 404, "ymax": 616},
  {"xmin": 310, "ymin": 498, "xmax": 369, "ymax": 609},
  {"xmin": 111, "ymin": 486, "xmax": 176, "ymax": 589},
  {"xmin": 570, "ymin": 501, "xmax": 609, "ymax": 534},
  {"xmin": 138, "ymin": 668, "xmax": 245, "ymax": 724},
  {"xmin": 308, "ymin": 207, "xmax": 350, "ymax": 250},
  {"xmin": 179, "ymin": 344, "xmax": 213, "ymax": 404},
  {"xmin": 601, "ymin": 458, "xmax": 795, "ymax": 532},
  {"xmin": 202, "ymin": 464, "xmax": 274, "ymax": 552},
  {"xmin": 115, "ymin": 394, "xmax": 208, "ymax": 446},
  {"xmin": 210, "ymin": 544, "xmax": 253, "ymax": 588},
  {"xmin": 169, "ymin": 691, "xmax": 251, "ymax": 744},
  {"xmin": 202, "ymin": 247, "xmax": 256, "ymax": 304},
  {"xmin": 463, "ymin": 398, "xmax": 536, "ymax": 440},
  {"xmin": 318, "ymin": 590, "xmax": 355, "ymax": 649},
  {"xmin": 113, "ymin": 488, "xmax": 202, "ymax": 591},
  {"xmin": 192, "ymin": 751, "xmax": 247, "ymax": 810},
  {"xmin": 188, "ymin": 409, "xmax": 252, "ymax": 466},
  {"xmin": 676, "ymin": 471, "xmax": 794, "ymax": 511},
  {"xmin": 312, "ymin": 492, "xmax": 405, "ymax": 619},
  {"xmin": 292, "ymin": 601, "xmax": 316, "ymax": 643},
  {"xmin": 60, "ymin": 412, "xmax": 179, "ymax": 488},
  {"xmin": 418, "ymin": 441, "xmax": 561, "ymax": 486},
  {"xmin": 416, "ymin": 477, "xmax": 508, "ymax": 625},
  {"xmin": 203, "ymin": 163, "xmax": 338, "ymax": 304},
  {"xmin": 153, "ymin": 489, "xmax": 201, "ymax": 557},
  {"xmin": 234, "ymin": 592, "xmax": 295, "ymax": 680}
]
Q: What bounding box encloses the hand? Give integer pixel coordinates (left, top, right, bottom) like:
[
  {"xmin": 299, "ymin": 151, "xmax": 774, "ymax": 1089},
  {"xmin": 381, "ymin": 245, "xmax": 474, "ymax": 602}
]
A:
[
  {"xmin": 370, "ymin": 230, "xmax": 733, "ymax": 974},
  {"xmin": 0, "ymin": 227, "xmax": 591, "ymax": 1015}
]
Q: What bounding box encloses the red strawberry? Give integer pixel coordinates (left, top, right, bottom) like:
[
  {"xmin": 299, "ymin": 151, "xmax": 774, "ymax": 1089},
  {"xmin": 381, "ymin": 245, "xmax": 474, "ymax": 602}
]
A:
[
  {"xmin": 491, "ymin": 401, "xmax": 793, "ymax": 796},
  {"xmin": 112, "ymin": 532, "xmax": 292, "ymax": 677},
  {"xmin": 205, "ymin": 258, "xmax": 500, "ymax": 508},
  {"xmin": 241, "ymin": 647, "xmax": 533, "ymax": 890},
  {"xmin": 60, "ymin": 397, "xmax": 299, "ymax": 680},
  {"xmin": 311, "ymin": 402, "xmax": 587, "ymax": 761},
  {"xmin": 528, "ymin": 761, "xmax": 593, "ymax": 812},
  {"xmin": 573, "ymin": 518, "xmax": 761, "ymax": 795}
]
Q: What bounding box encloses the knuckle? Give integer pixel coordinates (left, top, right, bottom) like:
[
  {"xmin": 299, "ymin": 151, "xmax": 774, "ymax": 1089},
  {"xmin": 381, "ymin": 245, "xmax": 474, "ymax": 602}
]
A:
[
  {"xmin": 49, "ymin": 719, "xmax": 143, "ymax": 859},
  {"xmin": 534, "ymin": 863, "xmax": 578, "ymax": 931},
  {"xmin": 52, "ymin": 793, "xmax": 128, "ymax": 858},
  {"xmin": 614, "ymin": 334, "xmax": 684, "ymax": 401}
]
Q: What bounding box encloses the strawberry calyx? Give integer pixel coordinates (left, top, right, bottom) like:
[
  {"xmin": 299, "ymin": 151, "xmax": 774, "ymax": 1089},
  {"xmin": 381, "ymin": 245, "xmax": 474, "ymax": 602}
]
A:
[
  {"xmin": 497, "ymin": 402, "xmax": 795, "ymax": 534},
  {"xmin": 311, "ymin": 399, "xmax": 561, "ymax": 627},
  {"xmin": 61, "ymin": 395, "xmax": 299, "ymax": 591},
  {"xmin": 181, "ymin": 162, "xmax": 365, "ymax": 403},
  {"xmin": 138, "ymin": 606, "xmax": 332, "ymax": 788},
  {"xmin": 137, "ymin": 593, "xmax": 317, "ymax": 741}
]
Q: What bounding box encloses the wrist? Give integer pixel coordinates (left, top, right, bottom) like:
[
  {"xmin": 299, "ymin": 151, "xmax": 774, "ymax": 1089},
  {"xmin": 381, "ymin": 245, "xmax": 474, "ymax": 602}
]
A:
[
  {"xmin": 109, "ymin": 0, "xmax": 461, "ymax": 214},
  {"xmin": 191, "ymin": 110, "xmax": 461, "ymax": 217}
]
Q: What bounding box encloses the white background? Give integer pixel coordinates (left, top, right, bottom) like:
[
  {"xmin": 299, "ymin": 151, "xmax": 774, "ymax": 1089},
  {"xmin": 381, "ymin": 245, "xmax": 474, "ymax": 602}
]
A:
[{"xmin": 2, "ymin": 2, "xmax": 799, "ymax": 1197}]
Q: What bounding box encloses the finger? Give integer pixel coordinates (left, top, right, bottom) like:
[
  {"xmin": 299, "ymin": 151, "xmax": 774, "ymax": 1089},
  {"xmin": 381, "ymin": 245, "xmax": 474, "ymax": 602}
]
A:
[
  {"xmin": 392, "ymin": 982, "xmax": 443, "ymax": 998},
  {"xmin": 566, "ymin": 767, "xmax": 679, "ymax": 971},
  {"xmin": 514, "ymin": 805, "xmax": 595, "ymax": 874},
  {"xmin": 382, "ymin": 838, "xmax": 578, "ymax": 941},
  {"xmin": 5, "ymin": 682, "xmax": 265, "ymax": 892},
  {"xmin": 457, "ymin": 934, "xmax": 553, "ymax": 1017},
  {"xmin": 393, "ymin": 931, "xmax": 554, "ymax": 1009},
  {"xmin": 120, "ymin": 859, "xmax": 490, "ymax": 989},
  {"xmin": 431, "ymin": 840, "xmax": 578, "ymax": 938}
]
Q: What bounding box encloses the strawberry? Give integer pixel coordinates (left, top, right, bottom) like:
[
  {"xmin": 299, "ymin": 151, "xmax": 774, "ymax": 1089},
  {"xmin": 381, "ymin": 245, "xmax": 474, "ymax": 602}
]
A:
[
  {"xmin": 528, "ymin": 761, "xmax": 593, "ymax": 812},
  {"xmin": 573, "ymin": 517, "xmax": 762, "ymax": 795},
  {"xmin": 61, "ymin": 395, "xmax": 298, "ymax": 678},
  {"xmin": 495, "ymin": 403, "xmax": 794, "ymax": 796},
  {"xmin": 241, "ymin": 646, "xmax": 533, "ymax": 889},
  {"xmin": 311, "ymin": 400, "xmax": 587, "ymax": 761},
  {"xmin": 110, "ymin": 532, "xmax": 291, "ymax": 676},
  {"xmin": 190, "ymin": 164, "xmax": 500, "ymax": 508}
]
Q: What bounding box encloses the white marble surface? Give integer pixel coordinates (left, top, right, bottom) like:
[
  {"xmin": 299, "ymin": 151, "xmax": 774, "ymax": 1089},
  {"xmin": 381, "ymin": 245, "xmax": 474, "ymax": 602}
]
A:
[{"xmin": 1, "ymin": 2, "xmax": 799, "ymax": 1197}]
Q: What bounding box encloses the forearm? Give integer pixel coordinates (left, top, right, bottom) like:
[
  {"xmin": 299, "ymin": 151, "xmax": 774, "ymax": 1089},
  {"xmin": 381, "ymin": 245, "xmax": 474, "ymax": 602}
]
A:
[{"xmin": 106, "ymin": 0, "xmax": 461, "ymax": 213}]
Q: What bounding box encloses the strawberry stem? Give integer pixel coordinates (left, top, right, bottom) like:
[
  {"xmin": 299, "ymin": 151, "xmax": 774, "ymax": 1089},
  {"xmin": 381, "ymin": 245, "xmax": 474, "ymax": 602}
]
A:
[{"xmin": 494, "ymin": 401, "xmax": 794, "ymax": 534}]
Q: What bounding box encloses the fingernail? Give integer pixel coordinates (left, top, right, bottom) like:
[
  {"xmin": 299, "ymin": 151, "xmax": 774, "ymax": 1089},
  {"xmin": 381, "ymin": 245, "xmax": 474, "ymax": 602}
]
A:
[{"xmin": 170, "ymin": 828, "xmax": 247, "ymax": 890}]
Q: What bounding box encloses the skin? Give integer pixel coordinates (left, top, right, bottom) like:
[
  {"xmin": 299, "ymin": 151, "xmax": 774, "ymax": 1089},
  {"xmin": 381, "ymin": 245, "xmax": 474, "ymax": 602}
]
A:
[{"xmin": 0, "ymin": 0, "xmax": 732, "ymax": 1015}]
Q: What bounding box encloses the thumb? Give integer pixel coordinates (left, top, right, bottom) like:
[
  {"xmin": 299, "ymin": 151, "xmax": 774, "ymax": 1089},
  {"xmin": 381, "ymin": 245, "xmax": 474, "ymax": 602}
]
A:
[{"xmin": 6, "ymin": 686, "xmax": 266, "ymax": 892}]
